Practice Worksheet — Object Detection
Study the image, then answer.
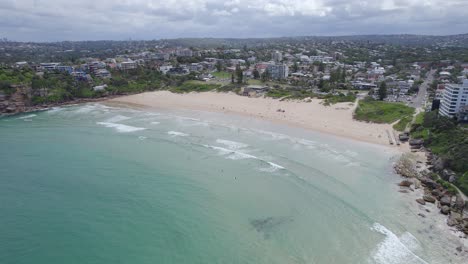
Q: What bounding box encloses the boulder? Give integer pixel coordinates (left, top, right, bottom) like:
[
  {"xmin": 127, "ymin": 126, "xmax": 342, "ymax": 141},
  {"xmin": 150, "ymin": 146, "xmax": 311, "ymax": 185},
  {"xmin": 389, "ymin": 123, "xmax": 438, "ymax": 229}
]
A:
[
  {"xmin": 414, "ymin": 180, "xmax": 421, "ymax": 189},
  {"xmin": 441, "ymin": 205, "xmax": 450, "ymax": 215},
  {"xmin": 441, "ymin": 169, "xmax": 457, "ymax": 183},
  {"xmin": 418, "ymin": 213, "xmax": 426, "ymax": 218},
  {"xmin": 5, "ymin": 105, "xmax": 16, "ymax": 113},
  {"xmin": 423, "ymin": 195, "xmax": 436, "ymax": 203},
  {"xmin": 447, "ymin": 212, "xmax": 462, "ymax": 227},
  {"xmin": 454, "ymin": 195, "xmax": 465, "ymax": 210},
  {"xmin": 440, "ymin": 195, "xmax": 452, "ymax": 206},
  {"xmin": 416, "ymin": 199, "xmax": 426, "ymax": 205},
  {"xmin": 432, "ymin": 156, "xmax": 445, "ymax": 172},
  {"xmin": 398, "ymin": 180, "xmax": 413, "ymax": 187},
  {"xmin": 422, "ymin": 179, "xmax": 439, "ymax": 190},
  {"xmin": 431, "ymin": 189, "xmax": 441, "ymax": 198},
  {"xmin": 409, "ymin": 138, "xmax": 424, "ymax": 146}
]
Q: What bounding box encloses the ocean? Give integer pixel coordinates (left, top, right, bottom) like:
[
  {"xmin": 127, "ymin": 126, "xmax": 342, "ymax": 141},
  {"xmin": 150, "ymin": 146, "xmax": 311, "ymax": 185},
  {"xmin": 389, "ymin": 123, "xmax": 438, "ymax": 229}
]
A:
[{"xmin": 0, "ymin": 103, "xmax": 464, "ymax": 263}]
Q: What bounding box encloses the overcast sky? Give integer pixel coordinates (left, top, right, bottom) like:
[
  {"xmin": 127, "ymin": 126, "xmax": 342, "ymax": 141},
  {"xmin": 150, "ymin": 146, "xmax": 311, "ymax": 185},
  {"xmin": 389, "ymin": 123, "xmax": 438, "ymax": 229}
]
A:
[{"xmin": 1, "ymin": 0, "xmax": 468, "ymax": 42}]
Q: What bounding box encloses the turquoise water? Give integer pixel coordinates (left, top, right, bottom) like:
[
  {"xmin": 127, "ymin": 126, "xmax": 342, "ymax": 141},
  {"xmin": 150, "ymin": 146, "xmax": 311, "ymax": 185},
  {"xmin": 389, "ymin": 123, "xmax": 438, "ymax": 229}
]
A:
[{"xmin": 0, "ymin": 104, "xmax": 463, "ymax": 263}]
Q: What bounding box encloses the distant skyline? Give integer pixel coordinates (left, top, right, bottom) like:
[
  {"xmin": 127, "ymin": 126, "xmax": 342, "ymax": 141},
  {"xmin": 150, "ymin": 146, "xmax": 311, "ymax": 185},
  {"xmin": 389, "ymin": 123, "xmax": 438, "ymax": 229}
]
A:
[{"xmin": 1, "ymin": 0, "xmax": 468, "ymax": 42}]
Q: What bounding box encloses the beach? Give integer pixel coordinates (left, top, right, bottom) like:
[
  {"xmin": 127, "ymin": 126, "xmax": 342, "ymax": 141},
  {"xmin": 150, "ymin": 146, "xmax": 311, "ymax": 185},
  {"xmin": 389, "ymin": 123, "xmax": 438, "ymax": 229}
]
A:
[{"xmin": 108, "ymin": 91, "xmax": 404, "ymax": 149}]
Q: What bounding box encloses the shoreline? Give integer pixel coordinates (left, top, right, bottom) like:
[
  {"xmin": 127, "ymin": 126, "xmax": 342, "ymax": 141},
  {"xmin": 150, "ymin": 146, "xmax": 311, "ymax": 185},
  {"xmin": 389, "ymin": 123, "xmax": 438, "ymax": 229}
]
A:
[{"xmin": 106, "ymin": 90, "xmax": 408, "ymax": 151}]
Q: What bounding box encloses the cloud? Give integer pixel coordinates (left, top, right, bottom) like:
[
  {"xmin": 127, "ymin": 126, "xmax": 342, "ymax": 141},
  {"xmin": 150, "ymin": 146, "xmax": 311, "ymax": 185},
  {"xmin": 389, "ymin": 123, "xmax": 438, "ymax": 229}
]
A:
[{"xmin": 0, "ymin": 0, "xmax": 467, "ymax": 41}]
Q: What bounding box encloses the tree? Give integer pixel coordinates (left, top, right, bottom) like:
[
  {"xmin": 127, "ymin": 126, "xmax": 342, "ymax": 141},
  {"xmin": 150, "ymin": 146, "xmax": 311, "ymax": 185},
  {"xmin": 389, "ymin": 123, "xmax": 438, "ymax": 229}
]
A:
[
  {"xmin": 292, "ymin": 62, "xmax": 299, "ymax": 73},
  {"xmin": 261, "ymin": 69, "xmax": 269, "ymax": 82},
  {"xmin": 253, "ymin": 68, "xmax": 260, "ymax": 79},
  {"xmin": 231, "ymin": 74, "xmax": 235, "ymax": 84},
  {"xmin": 216, "ymin": 61, "xmax": 223, "ymax": 72},
  {"xmin": 318, "ymin": 62, "xmax": 325, "ymax": 72},
  {"xmin": 235, "ymin": 64, "xmax": 243, "ymax": 84},
  {"xmin": 378, "ymin": 81, "xmax": 387, "ymax": 100}
]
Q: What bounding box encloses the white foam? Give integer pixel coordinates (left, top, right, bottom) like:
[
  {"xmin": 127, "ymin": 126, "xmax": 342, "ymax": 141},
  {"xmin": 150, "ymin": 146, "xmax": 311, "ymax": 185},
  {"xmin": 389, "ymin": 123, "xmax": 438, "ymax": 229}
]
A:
[
  {"xmin": 47, "ymin": 107, "xmax": 63, "ymax": 113},
  {"xmin": 216, "ymin": 139, "xmax": 248, "ymax": 150},
  {"xmin": 151, "ymin": 121, "xmax": 160, "ymax": 125},
  {"xmin": 139, "ymin": 136, "xmax": 147, "ymax": 140},
  {"xmin": 17, "ymin": 114, "xmax": 36, "ymax": 119},
  {"xmin": 204, "ymin": 145, "xmax": 285, "ymax": 171},
  {"xmin": 371, "ymin": 223, "xmax": 428, "ymax": 264},
  {"xmin": 75, "ymin": 105, "xmax": 98, "ymax": 113},
  {"xmin": 104, "ymin": 115, "xmax": 131, "ymax": 123},
  {"xmin": 344, "ymin": 150, "xmax": 359, "ymax": 157},
  {"xmin": 168, "ymin": 131, "xmax": 189, "ymax": 137},
  {"xmin": 96, "ymin": 122, "xmax": 146, "ymax": 133}
]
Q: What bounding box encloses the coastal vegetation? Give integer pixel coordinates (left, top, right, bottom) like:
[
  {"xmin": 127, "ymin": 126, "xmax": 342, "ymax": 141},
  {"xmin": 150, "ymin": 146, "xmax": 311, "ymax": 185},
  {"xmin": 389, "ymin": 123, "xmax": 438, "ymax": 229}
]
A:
[
  {"xmin": 410, "ymin": 111, "xmax": 468, "ymax": 195},
  {"xmin": 392, "ymin": 115, "xmax": 413, "ymax": 131},
  {"xmin": 354, "ymin": 98, "xmax": 415, "ymax": 124},
  {"xmin": 169, "ymin": 80, "xmax": 221, "ymax": 93},
  {"xmin": 265, "ymin": 87, "xmax": 356, "ymax": 104}
]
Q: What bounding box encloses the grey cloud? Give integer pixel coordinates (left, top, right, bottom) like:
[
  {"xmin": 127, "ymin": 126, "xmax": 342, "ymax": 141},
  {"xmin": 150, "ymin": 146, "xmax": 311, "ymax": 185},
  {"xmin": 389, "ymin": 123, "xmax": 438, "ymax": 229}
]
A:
[{"xmin": 0, "ymin": 0, "xmax": 467, "ymax": 41}]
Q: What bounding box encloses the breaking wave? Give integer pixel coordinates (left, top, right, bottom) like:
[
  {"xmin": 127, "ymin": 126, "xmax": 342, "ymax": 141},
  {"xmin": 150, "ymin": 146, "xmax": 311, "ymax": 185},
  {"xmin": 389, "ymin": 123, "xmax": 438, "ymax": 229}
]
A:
[
  {"xmin": 204, "ymin": 144, "xmax": 285, "ymax": 171},
  {"xmin": 168, "ymin": 131, "xmax": 189, "ymax": 137},
  {"xmin": 96, "ymin": 122, "xmax": 146, "ymax": 133},
  {"xmin": 17, "ymin": 114, "xmax": 36, "ymax": 119},
  {"xmin": 215, "ymin": 139, "xmax": 249, "ymax": 150},
  {"xmin": 371, "ymin": 223, "xmax": 428, "ymax": 264}
]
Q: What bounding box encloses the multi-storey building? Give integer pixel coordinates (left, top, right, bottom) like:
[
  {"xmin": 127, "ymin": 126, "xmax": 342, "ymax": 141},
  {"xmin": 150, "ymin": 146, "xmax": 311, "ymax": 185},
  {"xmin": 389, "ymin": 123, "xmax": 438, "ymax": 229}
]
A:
[
  {"xmin": 267, "ymin": 64, "xmax": 289, "ymax": 80},
  {"xmin": 176, "ymin": 49, "xmax": 193, "ymax": 57},
  {"xmin": 439, "ymin": 79, "xmax": 468, "ymax": 118},
  {"xmin": 271, "ymin": 51, "xmax": 282, "ymax": 62}
]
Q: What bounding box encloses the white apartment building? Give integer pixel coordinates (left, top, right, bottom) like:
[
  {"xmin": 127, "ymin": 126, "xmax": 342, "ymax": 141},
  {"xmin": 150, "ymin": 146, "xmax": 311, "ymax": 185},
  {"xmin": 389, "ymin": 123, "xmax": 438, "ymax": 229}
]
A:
[
  {"xmin": 439, "ymin": 79, "xmax": 468, "ymax": 118},
  {"xmin": 176, "ymin": 49, "xmax": 193, "ymax": 57},
  {"xmin": 271, "ymin": 51, "xmax": 282, "ymax": 62},
  {"xmin": 119, "ymin": 61, "xmax": 137, "ymax": 71},
  {"xmin": 267, "ymin": 64, "xmax": 289, "ymax": 80}
]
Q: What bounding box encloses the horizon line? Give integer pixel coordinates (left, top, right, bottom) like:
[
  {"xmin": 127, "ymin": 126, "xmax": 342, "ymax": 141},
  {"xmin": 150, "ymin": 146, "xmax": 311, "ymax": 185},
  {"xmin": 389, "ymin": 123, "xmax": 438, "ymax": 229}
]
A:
[{"xmin": 2, "ymin": 32, "xmax": 468, "ymax": 44}]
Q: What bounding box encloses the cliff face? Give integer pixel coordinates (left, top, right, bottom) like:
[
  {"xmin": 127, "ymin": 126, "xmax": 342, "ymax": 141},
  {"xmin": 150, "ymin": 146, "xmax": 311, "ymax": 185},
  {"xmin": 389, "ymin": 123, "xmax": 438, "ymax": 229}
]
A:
[{"xmin": 0, "ymin": 86, "xmax": 32, "ymax": 114}]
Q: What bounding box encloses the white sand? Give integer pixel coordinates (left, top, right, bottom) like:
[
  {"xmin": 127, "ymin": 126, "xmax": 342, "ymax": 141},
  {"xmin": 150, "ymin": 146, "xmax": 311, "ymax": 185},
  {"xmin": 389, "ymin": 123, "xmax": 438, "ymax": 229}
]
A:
[{"xmin": 108, "ymin": 91, "xmax": 406, "ymax": 149}]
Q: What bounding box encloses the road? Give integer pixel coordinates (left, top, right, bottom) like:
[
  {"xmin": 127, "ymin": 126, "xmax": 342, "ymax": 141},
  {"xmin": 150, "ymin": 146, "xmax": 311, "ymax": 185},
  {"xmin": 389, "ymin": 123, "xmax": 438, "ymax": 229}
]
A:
[{"xmin": 408, "ymin": 69, "xmax": 435, "ymax": 110}]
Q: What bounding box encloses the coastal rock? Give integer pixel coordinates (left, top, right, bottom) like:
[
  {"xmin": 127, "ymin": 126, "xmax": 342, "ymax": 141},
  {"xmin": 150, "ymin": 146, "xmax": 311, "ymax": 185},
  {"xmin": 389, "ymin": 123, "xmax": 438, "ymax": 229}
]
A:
[
  {"xmin": 447, "ymin": 213, "xmax": 462, "ymax": 227},
  {"xmin": 418, "ymin": 213, "xmax": 426, "ymax": 218},
  {"xmin": 431, "ymin": 189, "xmax": 441, "ymax": 198},
  {"xmin": 414, "ymin": 180, "xmax": 421, "ymax": 189},
  {"xmin": 416, "ymin": 199, "xmax": 426, "ymax": 205},
  {"xmin": 441, "ymin": 206, "xmax": 450, "ymax": 215},
  {"xmin": 454, "ymin": 195, "xmax": 465, "ymax": 210},
  {"xmin": 440, "ymin": 195, "xmax": 452, "ymax": 206},
  {"xmin": 5, "ymin": 105, "xmax": 16, "ymax": 113},
  {"xmin": 421, "ymin": 178, "xmax": 439, "ymax": 190},
  {"xmin": 409, "ymin": 138, "xmax": 424, "ymax": 146},
  {"xmin": 432, "ymin": 156, "xmax": 445, "ymax": 172},
  {"xmin": 423, "ymin": 195, "xmax": 436, "ymax": 203},
  {"xmin": 398, "ymin": 180, "xmax": 413, "ymax": 187}
]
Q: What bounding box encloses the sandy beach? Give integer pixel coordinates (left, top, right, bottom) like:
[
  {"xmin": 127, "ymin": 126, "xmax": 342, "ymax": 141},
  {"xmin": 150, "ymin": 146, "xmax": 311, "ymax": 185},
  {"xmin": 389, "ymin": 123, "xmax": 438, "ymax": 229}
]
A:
[{"xmin": 109, "ymin": 91, "xmax": 406, "ymax": 149}]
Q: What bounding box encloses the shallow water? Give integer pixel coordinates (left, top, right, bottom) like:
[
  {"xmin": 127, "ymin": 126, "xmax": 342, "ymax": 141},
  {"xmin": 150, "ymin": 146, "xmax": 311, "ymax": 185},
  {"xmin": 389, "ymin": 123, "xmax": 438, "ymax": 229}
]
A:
[{"xmin": 0, "ymin": 103, "xmax": 464, "ymax": 263}]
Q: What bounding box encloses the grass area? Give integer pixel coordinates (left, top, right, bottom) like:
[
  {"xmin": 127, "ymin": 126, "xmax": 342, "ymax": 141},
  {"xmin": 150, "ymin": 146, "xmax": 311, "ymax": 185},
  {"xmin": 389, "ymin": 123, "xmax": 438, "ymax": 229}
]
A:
[
  {"xmin": 170, "ymin": 80, "xmax": 221, "ymax": 93},
  {"xmin": 322, "ymin": 93, "xmax": 356, "ymax": 106},
  {"xmin": 211, "ymin": 71, "xmax": 231, "ymax": 79},
  {"xmin": 354, "ymin": 98, "xmax": 415, "ymax": 124},
  {"xmin": 393, "ymin": 115, "xmax": 413, "ymax": 131},
  {"xmin": 247, "ymin": 79, "xmax": 263, "ymax": 85},
  {"xmin": 266, "ymin": 89, "xmax": 292, "ymax": 98},
  {"xmin": 414, "ymin": 111, "xmax": 425, "ymax": 125}
]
